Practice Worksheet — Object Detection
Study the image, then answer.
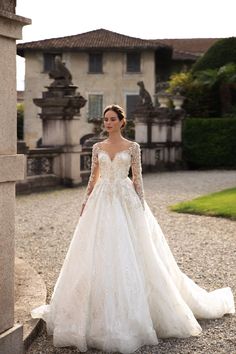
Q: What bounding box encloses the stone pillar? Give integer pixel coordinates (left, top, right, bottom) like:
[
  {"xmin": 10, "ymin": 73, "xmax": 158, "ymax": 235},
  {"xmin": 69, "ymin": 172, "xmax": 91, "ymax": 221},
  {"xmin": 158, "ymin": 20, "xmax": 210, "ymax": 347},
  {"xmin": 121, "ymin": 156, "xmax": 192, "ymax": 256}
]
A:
[
  {"xmin": 134, "ymin": 115, "xmax": 148, "ymax": 143},
  {"xmin": 0, "ymin": 3, "xmax": 31, "ymax": 353},
  {"xmin": 134, "ymin": 107, "xmax": 185, "ymax": 171},
  {"xmin": 33, "ymin": 75, "xmax": 87, "ymax": 187}
]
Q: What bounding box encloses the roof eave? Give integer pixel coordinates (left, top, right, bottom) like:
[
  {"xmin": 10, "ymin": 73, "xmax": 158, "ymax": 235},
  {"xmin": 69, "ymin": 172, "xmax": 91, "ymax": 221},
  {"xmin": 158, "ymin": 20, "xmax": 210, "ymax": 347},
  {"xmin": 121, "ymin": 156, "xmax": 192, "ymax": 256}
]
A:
[{"xmin": 17, "ymin": 44, "xmax": 170, "ymax": 57}]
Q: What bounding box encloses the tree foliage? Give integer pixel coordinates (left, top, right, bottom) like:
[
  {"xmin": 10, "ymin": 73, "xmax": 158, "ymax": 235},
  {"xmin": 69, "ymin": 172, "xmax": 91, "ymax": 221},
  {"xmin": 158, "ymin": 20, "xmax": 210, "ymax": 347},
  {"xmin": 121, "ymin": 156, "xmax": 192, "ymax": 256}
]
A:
[{"xmin": 192, "ymin": 37, "xmax": 236, "ymax": 72}]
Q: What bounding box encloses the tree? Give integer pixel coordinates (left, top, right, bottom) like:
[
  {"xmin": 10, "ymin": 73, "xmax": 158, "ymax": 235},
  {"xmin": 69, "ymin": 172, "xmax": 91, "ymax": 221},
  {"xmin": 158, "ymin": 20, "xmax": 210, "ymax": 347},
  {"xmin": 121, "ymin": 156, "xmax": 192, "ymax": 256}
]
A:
[{"xmin": 192, "ymin": 37, "xmax": 236, "ymax": 72}]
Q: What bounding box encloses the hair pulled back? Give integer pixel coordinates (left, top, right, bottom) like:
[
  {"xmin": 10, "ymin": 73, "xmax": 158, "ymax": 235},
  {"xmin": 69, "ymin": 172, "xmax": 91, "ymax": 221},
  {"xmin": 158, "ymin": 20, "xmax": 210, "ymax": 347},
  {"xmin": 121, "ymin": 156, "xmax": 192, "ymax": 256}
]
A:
[{"xmin": 103, "ymin": 104, "xmax": 127, "ymax": 128}]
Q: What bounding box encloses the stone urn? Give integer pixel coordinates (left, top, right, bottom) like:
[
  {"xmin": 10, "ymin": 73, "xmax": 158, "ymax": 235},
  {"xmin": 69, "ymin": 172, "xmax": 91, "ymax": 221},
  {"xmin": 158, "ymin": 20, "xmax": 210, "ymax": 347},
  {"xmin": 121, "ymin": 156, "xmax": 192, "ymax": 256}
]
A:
[
  {"xmin": 156, "ymin": 93, "xmax": 170, "ymax": 108},
  {"xmin": 172, "ymin": 93, "xmax": 185, "ymax": 110}
]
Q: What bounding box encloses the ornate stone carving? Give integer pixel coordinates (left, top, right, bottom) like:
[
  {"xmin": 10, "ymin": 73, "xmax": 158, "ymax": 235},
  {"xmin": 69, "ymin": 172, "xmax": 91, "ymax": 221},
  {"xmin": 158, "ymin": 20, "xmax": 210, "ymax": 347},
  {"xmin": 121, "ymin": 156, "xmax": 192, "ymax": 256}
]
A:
[
  {"xmin": 27, "ymin": 156, "xmax": 53, "ymax": 176},
  {"xmin": 33, "ymin": 57, "xmax": 86, "ymax": 121},
  {"xmin": 32, "ymin": 59, "xmax": 87, "ymax": 186}
]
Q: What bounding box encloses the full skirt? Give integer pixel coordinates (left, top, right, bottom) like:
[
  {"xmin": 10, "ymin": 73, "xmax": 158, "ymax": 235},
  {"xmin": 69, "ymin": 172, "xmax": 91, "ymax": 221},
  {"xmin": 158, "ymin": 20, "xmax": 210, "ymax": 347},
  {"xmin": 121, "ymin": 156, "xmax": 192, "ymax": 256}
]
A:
[{"xmin": 31, "ymin": 177, "xmax": 235, "ymax": 353}]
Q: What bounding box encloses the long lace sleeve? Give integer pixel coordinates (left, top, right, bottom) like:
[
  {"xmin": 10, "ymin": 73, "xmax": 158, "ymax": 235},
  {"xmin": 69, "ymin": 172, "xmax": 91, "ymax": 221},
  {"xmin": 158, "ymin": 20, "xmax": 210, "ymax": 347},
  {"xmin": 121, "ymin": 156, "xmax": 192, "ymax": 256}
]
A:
[
  {"xmin": 82, "ymin": 143, "xmax": 100, "ymax": 206},
  {"xmin": 131, "ymin": 142, "xmax": 145, "ymax": 209}
]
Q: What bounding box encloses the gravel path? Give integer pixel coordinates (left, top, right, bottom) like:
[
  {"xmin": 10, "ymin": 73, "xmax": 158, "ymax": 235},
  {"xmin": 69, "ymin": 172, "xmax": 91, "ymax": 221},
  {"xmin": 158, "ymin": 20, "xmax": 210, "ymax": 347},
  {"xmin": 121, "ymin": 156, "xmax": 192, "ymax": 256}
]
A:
[{"xmin": 15, "ymin": 170, "xmax": 236, "ymax": 354}]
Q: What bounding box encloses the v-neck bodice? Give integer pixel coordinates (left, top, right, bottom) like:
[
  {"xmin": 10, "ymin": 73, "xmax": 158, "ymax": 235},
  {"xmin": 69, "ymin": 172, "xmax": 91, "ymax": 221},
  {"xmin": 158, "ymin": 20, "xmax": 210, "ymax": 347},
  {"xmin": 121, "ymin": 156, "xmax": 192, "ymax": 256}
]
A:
[
  {"xmin": 97, "ymin": 143, "xmax": 134, "ymax": 162},
  {"xmin": 97, "ymin": 144, "xmax": 133, "ymax": 180},
  {"xmin": 82, "ymin": 141, "xmax": 145, "ymax": 209}
]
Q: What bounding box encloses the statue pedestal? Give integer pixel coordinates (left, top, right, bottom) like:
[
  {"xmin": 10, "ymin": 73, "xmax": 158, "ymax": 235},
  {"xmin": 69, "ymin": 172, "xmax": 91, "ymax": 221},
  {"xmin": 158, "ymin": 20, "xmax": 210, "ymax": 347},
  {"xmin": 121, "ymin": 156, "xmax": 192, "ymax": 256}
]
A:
[
  {"xmin": 43, "ymin": 119, "xmax": 83, "ymax": 186},
  {"xmin": 134, "ymin": 108, "xmax": 185, "ymax": 171},
  {"xmin": 53, "ymin": 145, "xmax": 82, "ymax": 187},
  {"xmin": 34, "ymin": 83, "xmax": 86, "ymax": 186}
]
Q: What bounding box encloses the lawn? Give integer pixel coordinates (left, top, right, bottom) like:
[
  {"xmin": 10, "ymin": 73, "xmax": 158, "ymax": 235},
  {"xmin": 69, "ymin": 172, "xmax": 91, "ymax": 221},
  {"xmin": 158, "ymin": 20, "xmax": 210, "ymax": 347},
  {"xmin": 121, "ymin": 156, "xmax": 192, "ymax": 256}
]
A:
[{"xmin": 170, "ymin": 187, "xmax": 236, "ymax": 220}]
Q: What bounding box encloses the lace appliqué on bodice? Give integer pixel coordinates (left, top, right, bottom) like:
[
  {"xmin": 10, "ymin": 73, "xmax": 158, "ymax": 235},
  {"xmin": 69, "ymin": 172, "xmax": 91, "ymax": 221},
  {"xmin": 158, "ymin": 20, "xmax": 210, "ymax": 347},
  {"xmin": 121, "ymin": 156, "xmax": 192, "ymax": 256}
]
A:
[{"xmin": 82, "ymin": 142, "xmax": 145, "ymax": 209}]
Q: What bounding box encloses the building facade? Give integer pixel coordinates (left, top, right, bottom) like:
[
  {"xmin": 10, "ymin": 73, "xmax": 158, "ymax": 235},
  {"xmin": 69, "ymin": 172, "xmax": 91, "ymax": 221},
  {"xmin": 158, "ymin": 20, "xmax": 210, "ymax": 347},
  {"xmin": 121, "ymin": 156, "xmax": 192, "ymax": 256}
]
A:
[{"xmin": 17, "ymin": 29, "xmax": 218, "ymax": 148}]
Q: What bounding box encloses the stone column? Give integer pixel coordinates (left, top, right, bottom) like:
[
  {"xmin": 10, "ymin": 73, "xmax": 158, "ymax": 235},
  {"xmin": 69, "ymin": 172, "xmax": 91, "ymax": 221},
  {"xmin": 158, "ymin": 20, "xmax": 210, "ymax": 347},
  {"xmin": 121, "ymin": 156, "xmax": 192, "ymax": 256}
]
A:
[
  {"xmin": 134, "ymin": 114, "xmax": 148, "ymax": 144},
  {"xmin": 134, "ymin": 107, "xmax": 185, "ymax": 170},
  {"xmin": 33, "ymin": 76, "xmax": 87, "ymax": 187},
  {"xmin": 0, "ymin": 2, "xmax": 31, "ymax": 354}
]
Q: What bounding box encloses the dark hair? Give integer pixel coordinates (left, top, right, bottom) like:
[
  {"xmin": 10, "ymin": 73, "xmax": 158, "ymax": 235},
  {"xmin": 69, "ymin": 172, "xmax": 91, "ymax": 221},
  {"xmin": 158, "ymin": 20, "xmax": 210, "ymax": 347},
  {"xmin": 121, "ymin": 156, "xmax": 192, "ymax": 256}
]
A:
[{"xmin": 103, "ymin": 104, "xmax": 127, "ymax": 129}]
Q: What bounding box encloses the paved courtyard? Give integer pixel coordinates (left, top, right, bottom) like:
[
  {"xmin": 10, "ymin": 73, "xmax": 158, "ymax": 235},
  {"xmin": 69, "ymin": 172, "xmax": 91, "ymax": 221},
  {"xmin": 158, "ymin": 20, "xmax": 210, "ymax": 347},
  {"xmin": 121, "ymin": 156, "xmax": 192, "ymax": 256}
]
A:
[{"xmin": 15, "ymin": 170, "xmax": 236, "ymax": 354}]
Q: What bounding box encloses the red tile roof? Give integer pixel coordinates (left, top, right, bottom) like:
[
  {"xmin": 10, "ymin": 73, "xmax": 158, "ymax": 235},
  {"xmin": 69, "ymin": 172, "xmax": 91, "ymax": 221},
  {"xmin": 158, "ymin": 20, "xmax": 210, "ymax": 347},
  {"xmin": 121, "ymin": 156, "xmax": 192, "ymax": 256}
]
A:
[
  {"xmin": 172, "ymin": 50, "xmax": 199, "ymax": 61},
  {"xmin": 156, "ymin": 38, "xmax": 220, "ymax": 57},
  {"xmin": 17, "ymin": 29, "xmax": 168, "ymax": 57},
  {"xmin": 17, "ymin": 28, "xmax": 222, "ymax": 61}
]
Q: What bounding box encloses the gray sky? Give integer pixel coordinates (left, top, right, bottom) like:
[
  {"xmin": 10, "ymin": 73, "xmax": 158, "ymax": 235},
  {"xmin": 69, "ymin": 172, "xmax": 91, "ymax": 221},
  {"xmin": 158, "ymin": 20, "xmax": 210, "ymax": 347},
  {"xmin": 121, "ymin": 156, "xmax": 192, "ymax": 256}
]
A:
[{"xmin": 16, "ymin": 0, "xmax": 236, "ymax": 90}]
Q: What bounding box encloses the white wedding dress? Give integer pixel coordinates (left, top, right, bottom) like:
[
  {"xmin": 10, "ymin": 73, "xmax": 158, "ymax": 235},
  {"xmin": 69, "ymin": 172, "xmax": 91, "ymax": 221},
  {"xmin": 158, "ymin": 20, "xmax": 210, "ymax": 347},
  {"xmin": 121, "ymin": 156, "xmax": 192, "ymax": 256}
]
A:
[{"xmin": 31, "ymin": 141, "xmax": 235, "ymax": 353}]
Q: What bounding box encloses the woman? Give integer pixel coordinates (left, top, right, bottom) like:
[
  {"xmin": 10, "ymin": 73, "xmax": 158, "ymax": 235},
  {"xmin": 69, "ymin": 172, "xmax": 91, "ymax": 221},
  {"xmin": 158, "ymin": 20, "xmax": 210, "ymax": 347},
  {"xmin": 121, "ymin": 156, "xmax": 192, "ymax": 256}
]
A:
[{"xmin": 32, "ymin": 104, "xmax": 235, "ymax": 353}]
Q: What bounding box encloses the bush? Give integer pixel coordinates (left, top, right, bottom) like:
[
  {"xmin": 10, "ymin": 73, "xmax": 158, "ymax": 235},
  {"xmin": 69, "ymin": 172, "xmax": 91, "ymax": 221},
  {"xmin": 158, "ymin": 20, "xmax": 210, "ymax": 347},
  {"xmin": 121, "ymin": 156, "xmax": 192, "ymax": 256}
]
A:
[
  {"xmin": 183, "ymin": 118, "xmax": 236, "ymax": 169},
  {"xmin": 168, "ymin": 72, "xmax": 221, "ymax": 117},
  {"xmin": 168, "ymin": 38, "xmax": 236, "ymax": 117},
  {"xmin": 168, "ymin": 62, "xmax": 236, "ymax": 117},
  {"xmin": 17, "ymin": 103, "xmax": 24, "ymax": 140},
  {"xmin": 167, "ymin": 72, "xmax": 193, "ymax": 94},
  {"xmin": 192, "ymin": 37, "xmax": 236, "ymax": 72},
  {"xmin": 184, "ymin": 83, "xmax": 221, "ymax": 117}
]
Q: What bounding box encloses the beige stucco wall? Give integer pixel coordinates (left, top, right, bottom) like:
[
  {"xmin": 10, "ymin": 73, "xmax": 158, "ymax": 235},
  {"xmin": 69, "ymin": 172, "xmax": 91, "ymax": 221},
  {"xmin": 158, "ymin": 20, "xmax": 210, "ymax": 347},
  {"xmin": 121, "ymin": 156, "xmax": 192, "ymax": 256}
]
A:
[{"xmin": 23, "ymin": 49, "xmax": 155, "ymax": 148}]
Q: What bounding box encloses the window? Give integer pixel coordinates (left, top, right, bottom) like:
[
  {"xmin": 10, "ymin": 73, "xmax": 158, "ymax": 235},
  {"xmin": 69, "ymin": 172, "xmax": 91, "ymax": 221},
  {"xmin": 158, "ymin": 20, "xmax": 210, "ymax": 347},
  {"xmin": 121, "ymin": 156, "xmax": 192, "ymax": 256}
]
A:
[
  {"xmin": 126, "ymin": 95, "xmax": 140, "ymax": 119},
  {"xmin": 126, "ymin": 52, "xmax": 141, "ymax": 73},
  {"xmin": 88, "ymin": 95, "xmax": 103, "ymax": 121},
  {"xmin": 43, "ymin": 53, "xmax": 62, "ymax": 72},
  {"xmin": 89, "ymin": 53, "xmax": 103, "ymax": 73}
]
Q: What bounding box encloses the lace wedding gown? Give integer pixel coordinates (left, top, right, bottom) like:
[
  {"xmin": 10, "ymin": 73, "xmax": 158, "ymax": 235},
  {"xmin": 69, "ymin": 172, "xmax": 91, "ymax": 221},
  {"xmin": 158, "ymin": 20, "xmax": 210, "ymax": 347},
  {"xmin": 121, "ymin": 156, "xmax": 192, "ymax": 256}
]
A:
[{"xmin": 31, "ymin": 141, "xmax": 235, "ymax": 353}]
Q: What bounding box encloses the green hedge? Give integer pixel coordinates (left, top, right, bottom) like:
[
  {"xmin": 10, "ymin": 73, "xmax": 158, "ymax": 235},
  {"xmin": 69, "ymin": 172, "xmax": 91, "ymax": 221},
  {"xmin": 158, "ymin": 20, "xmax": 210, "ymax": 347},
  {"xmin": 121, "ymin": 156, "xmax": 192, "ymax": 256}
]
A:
[
  {"xmin": 184, "ymin": 84, "xmax": 221, "ymax": 118},
  {"xmin": 183, "ymin": 118, "xmax": 236, "ymax": 169}
]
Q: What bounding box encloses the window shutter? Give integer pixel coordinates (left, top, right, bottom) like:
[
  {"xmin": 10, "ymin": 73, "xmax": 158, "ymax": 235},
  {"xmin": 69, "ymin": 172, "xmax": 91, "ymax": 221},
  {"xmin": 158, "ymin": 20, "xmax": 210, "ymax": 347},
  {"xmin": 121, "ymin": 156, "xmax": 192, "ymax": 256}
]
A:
[
  {"xmin": 89, "ymin": 53, "xmax": 103, "ymax": 73},
  {"xmin": 43, "ymin": 53, "xmax": 62, "ymax": 72},
  {"xmin": 126, "ymin": 52, "xmax": 141, "ymax": 72},
  {"xmin": 88, "ymin": 95, "xmax": 103, "ymax": 120},
  {"xmin": 126, "ymin": 95, "xmax": 140, "ymax": 119}
]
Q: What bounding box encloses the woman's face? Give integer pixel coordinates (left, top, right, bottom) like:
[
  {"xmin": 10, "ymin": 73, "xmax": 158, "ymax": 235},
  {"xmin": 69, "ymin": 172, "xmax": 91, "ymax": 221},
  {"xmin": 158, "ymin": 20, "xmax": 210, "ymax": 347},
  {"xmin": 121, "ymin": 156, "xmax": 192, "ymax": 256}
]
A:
[{"xmin": 104, "ymin": 110, "xmax": 123, "ymax": 133}]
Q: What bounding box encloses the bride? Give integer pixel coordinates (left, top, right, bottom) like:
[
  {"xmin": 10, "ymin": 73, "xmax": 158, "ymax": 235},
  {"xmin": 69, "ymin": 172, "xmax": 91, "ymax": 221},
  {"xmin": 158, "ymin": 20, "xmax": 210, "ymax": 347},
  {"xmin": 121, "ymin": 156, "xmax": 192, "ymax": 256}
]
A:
[{"xmin": 31, "ymin": 104, "xmax": 235, "ymax": 353}]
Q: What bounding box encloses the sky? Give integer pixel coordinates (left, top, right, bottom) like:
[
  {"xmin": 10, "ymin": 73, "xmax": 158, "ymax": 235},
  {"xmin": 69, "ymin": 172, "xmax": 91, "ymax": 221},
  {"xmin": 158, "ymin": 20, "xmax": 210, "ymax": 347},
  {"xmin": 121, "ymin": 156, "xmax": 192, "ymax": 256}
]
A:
[{"xmin": 16, "ymin": 0, "xmax": 236, "ymax": 90}]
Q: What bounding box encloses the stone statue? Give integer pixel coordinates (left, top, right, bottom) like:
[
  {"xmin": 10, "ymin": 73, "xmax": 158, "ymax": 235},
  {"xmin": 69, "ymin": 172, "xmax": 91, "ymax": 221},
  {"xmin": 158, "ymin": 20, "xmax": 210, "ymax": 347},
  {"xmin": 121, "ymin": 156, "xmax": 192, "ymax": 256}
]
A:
[
  {"xmin": 49, "ymin": 55, "xmax": 73, "ymax": 87},
  {"xmin": 137, "ymin": 81, "xmax": 153, "ymax": 109}
]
